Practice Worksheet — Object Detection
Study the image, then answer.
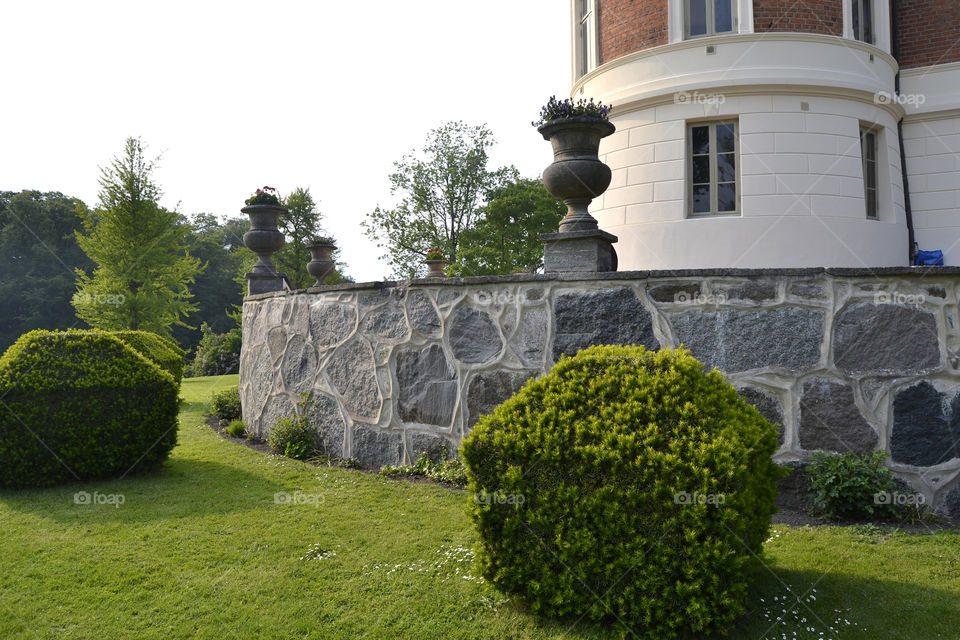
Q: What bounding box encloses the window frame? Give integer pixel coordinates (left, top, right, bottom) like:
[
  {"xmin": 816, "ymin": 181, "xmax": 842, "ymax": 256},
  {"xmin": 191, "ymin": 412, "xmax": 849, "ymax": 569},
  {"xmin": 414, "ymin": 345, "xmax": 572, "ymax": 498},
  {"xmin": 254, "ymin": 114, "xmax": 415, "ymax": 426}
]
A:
[
  {"xmin": 572, "ymin": 0, "xmax": 598, "ymax": 81},
  {"xmin": 687, "ymin": 120, "xmax": 741, "ymax": 218},
  {"xmin": 860, "ymin": 126, "xmax": 879, "ymax": 220},
  {"xmin": 683, "ymin": 0, "xmax": 738, "ymax": 40}
]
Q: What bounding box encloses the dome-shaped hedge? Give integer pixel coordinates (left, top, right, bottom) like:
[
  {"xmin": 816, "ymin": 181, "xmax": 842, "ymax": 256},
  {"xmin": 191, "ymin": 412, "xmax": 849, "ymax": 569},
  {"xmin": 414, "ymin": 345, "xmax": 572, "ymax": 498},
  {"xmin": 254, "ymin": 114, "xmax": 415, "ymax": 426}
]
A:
[
  {"xmin": 0, "ymin": 330, "xmax": 180, "ymax": 488},
  {"xmin": 461, "ymin": 345, "xmax": 783, "ymax": 637}
]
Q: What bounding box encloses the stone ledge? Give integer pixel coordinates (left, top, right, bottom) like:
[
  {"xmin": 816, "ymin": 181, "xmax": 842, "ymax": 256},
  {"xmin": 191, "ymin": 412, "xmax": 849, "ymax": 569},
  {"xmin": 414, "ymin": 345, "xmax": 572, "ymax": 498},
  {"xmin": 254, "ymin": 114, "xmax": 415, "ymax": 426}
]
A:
[{"xmin": 242, "ymin": 266, "xmax": 960, "ymax": 300}]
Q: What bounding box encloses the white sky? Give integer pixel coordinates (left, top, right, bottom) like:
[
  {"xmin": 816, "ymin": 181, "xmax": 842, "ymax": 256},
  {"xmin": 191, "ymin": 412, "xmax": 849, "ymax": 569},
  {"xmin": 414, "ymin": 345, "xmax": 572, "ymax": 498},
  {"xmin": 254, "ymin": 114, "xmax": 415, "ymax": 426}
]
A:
[{"xmin": 0, "ymin": 0, "xmax": 571, "ymax": 282}]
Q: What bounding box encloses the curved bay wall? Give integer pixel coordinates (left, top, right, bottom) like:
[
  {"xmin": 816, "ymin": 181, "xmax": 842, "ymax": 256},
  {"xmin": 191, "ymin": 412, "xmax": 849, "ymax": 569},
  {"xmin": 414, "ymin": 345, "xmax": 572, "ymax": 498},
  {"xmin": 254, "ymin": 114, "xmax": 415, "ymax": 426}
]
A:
[{"xmin": 240, "ymin": 268, "xmax": 960, "ymax": 512}]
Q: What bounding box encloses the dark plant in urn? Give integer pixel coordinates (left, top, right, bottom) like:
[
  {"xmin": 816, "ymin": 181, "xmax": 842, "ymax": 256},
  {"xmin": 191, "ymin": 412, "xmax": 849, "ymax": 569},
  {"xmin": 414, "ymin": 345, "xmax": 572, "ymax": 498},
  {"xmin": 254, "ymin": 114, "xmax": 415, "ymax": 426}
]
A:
[
  {"xmin": 306, "ymin": 237, "xmax": 337, "ymax": 286},
  {"xmin": 242, "ymin": 186, "xmax": 288, "ymax": 295},
  {"xmin": 535, "ymin": 96, "xmax": 616, "ymax": 232},
  {"xmin": 534, "ymin": 97, "xmax": 619, "ymax": 273}
]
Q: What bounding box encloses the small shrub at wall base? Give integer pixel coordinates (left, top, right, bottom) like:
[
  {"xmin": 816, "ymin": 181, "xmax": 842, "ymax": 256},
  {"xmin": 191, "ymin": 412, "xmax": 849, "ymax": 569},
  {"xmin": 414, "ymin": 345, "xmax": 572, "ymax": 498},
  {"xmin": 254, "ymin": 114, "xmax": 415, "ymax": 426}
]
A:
[
  {"xmin": 225, "ymin": 419, "xmax": 246, "ymax": 438},
  {"xmin": 807, "ymin": 451, "xmax": 904, "ymax": 522},
  {"xmin": 380, "ymin": 449, "xmax": 468, "ymax": 487},
  {"xmin": 210, "ymin": 387, "xmax": 241, "ymax": 422},
  {"xmin": 0, "ymin": 330, "xmax": 179, "ymax": 488},
  {"xmin": 268, "ymin": 400, "xmax": 318, "ymax": 460},
  {"xmin": 461, "ymin": 345, "xmax": 784, "ymax": 638}
]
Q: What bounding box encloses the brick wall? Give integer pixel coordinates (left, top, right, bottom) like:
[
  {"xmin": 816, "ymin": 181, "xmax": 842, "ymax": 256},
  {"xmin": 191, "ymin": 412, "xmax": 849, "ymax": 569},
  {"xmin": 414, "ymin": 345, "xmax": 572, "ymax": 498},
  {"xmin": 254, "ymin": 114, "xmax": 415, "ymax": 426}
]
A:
[
  {"xmin": 896, "ymin": 0, "xmax": 960, "ymax": 69},
  {"xmin": 598, "ymin": 0, "xmax": 668, "ymax": 65},
  {"xmin": 753, "ymin": 0, "xmax": 842, "ymax": 35}
]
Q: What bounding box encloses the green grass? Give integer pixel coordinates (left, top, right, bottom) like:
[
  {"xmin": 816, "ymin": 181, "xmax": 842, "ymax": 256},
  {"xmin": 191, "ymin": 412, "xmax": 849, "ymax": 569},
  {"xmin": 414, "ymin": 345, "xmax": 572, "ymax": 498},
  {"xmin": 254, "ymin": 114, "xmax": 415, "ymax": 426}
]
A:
[{"xmin": 0, "ymin": 374, "xmax": 957, "ymax": 639}]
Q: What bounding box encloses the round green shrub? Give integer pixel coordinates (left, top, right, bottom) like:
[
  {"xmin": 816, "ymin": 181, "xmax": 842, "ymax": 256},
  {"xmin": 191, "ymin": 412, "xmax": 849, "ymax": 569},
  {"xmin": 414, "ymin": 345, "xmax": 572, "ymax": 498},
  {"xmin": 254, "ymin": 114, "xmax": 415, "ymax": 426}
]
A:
[
  {"xmin": 461, "ymin": 345, "xmax": 783, "ymax": 637},
  {"xmin": 0, "ymin": 329, "xmax": 180, "ymax": 488},
  {"xmin": 210, "ymin": 387, "xmax": 241, "ymax": 422},
  {"xmin": 112, "ymin": 330, "xmax": 185, "ymax": 384}
]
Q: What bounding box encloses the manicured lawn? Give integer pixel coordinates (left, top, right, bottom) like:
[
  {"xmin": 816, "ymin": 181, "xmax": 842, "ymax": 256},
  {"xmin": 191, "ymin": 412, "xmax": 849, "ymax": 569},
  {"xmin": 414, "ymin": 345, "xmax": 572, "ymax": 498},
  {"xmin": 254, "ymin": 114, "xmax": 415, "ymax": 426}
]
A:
[{"xmin": 0, "ymin": 375, "xmax": 957, "ymax": 638}]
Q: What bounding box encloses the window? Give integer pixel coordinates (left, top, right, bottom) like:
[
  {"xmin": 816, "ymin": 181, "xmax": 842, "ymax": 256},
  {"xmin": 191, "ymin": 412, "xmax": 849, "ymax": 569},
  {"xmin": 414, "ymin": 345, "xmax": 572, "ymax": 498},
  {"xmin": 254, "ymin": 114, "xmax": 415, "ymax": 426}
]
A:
[
  {"xmin": 852, "ymin": 0, "xmax": 873, "ymax": 44},
  {"xmin": 685, "ymin": 0, "xmax": 736, "ymax": 39},
  {"xmin": 574, "ymin": 0, "xmax": 596, "ymax": 79},
  {"xmin": 860, "ymin": 127, "xmax": 878, "ymax": 219},
  {"xmin": 689, "ymin": 121, "xmax": 738, "ymax": 216}
]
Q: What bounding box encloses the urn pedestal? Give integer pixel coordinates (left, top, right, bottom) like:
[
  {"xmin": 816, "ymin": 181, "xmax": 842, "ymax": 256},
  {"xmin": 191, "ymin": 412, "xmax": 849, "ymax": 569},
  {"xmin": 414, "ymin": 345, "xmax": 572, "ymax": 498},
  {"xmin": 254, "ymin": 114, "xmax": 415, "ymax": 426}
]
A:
[
  {"xmin": 242, "ymin": 204, "xmax": 288, "ymax": 295},
  {"xmin": 537, "ymin": 116, "xmax": 619, "ymax": 274}
]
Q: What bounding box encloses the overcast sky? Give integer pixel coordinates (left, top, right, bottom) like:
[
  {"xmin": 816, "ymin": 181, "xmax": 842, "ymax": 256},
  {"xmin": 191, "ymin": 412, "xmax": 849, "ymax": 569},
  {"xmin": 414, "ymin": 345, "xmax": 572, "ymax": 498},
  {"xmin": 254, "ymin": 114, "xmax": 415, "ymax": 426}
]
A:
[{"xmin": 1, "ymin": 0, "xmax": 571, "ymax": 282}]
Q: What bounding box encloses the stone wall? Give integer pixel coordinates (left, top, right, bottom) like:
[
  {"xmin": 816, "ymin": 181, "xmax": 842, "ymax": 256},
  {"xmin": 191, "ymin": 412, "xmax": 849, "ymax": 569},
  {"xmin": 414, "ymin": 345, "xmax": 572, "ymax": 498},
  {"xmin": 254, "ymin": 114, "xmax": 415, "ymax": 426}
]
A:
[{"xmin": 240, "ymin": 267, "xmax": 960, "ymax": 514}]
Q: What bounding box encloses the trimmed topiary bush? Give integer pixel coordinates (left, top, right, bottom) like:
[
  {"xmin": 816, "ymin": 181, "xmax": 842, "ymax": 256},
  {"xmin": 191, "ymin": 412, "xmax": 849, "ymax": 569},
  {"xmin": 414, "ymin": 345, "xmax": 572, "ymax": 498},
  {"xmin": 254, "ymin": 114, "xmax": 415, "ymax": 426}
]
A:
[
  {"xmin": 461, "ymin": 345, "xmax": 784, "ymax": 638},
  {"xmin": 112, "ymin": 330, "xmax": 185, "ymax": 384},
  {"xmin": 0, "ymin": 329, "xmax": 179, "ymax": 488}
]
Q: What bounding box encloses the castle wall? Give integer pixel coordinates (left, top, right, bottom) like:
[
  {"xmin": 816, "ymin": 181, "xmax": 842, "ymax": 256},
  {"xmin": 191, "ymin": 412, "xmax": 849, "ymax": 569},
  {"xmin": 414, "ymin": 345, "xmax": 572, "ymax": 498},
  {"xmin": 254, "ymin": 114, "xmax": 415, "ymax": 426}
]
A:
[{"xmin": 240, "ymin": 269, "xmax": 960, "ymax": 514}]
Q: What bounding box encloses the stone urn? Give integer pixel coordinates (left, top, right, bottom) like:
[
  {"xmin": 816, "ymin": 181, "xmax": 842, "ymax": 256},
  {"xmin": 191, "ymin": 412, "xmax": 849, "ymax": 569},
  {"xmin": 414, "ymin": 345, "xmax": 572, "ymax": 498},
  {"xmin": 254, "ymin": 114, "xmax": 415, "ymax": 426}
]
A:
[
  {"xmin": 424, "ymin": 259, "xmax": 448, "ymax": 278},
  {"xmin": 241, "ymin": 204, "xmax": 287, "ymax": 294},
  {"xmin": 538, "ymin": 115, "xmax": 616, "ymax": 232},
  {"xmin": 305, "ymin": 237, "xmax": 337, "ymax": 286}
]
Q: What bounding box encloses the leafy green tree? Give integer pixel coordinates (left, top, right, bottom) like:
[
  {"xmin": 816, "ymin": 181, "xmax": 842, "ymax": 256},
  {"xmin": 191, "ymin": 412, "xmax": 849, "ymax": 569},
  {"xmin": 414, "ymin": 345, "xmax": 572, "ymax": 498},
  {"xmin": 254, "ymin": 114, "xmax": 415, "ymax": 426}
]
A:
[
  {"xmin": 450, "ymin": 177, "xmax": 564, "ymax": 276},
  {"xmin": 171, "ymin": 213, "xmax": 251, "ymax": 352},
  {"xmin": 271, "ymin": 187, "xmax": 351, "ymax": 288},
  {"xmin": 0, "ymin": 190, "xmax": 93, "ymax": 352},
  {"xmin": 363, "ymin": 121, "xmax": 515, "ymax": 278},
  {"xmin": 73, "ymin": 137, "xmax": 204, "ymax": 337}
]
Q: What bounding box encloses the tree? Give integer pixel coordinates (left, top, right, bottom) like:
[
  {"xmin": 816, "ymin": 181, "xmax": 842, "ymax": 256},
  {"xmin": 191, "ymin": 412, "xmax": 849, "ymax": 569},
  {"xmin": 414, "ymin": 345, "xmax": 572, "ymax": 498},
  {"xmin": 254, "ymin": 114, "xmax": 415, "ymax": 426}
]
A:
[
  {"xmin": 274, "ymin": 187, "xmax": 323, "ymax": 289},
  {"xmin": 73, "ymin": 137, "xmax": 204, "ymax": 337},
  {"xmin": 170, "ymin": 213, "xmax": 251, "ymax": 352},
  {"xmin": 363, "ymin": 121, "xmax": 515, "ymax": 278},
  {"xmin": 0, "ymin": 190, "xmax": 93, "ymax": 352},
  {"xmin": 449, "ymin": 177, "xmax": 565, "ymax": 276}
]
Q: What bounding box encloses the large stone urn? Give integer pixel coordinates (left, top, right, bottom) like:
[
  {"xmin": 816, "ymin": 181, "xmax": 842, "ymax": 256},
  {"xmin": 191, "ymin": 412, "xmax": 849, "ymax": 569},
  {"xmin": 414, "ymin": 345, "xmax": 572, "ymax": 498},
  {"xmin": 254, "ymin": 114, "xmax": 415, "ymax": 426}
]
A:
[
  {"xmin": 537, "ymin": 116, "xmax": 619, "ymax": 273},
  {"xmin": 242, "ymin": 204, "xmax": 288, "ymax": 295},
  {"xmin": 305, "ymin": 237, "xmax": 337, "ymax": 287}
]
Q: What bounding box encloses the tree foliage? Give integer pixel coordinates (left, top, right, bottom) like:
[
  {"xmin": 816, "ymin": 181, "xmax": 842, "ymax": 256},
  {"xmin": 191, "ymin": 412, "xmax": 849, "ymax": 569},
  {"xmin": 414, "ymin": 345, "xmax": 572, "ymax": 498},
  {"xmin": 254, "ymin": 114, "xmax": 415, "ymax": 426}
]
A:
[
  {"xmin": 73, "ymin": 137, "xmax": 204, "ymax": 337},
  {"xmin": 363, "ymin": 121, "xmax": 515, "ymax": 278},
  {"xmin": 450, "ymin": 177, "xmax": 564, "ymax": 276},
  {"xmin": 0, "ymin": 190, "xmax": 93, "ymax": 352}
]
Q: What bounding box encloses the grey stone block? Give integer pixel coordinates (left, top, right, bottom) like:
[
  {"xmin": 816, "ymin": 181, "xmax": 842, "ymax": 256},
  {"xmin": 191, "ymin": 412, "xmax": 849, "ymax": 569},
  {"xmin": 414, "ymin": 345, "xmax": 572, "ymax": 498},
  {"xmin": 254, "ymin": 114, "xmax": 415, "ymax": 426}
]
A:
[
  {"xmin": 648, "ymin": 283, "xmax": 701, "ymax": 303},
  {"xmin": 553, "ymin": 288, "xmax": 658, "ymax": 361},
  {"xmin": 671, "ymin": 308, "xmax": 823, "ymax": 372},
  {"xmin": 280, "ymin": 334, "xmax": 318, "ymax": 396},
  {"xmin": 449, "ymin": 308, "xmax": 503, "ymax": 364},
  {"xmin": 309, "ymin": 392, "xmax": 345, "ymax": 459},
  {"xmin": 352, "ymin": 426, "xmax": 402, "ymax": 467},
  {"xmin": 309, "ymin": 302, "xmax": 356, "ymax": 347},
  {"xmin": 396, "ymin": 344, "xmax": 458, "ymax": 426},
  {"xmin": 360, "ymin": 304, "xmax": 409, "ymax": 340},
  {"xmin": 408, "ymin": 291, "xmax": 442, "ymax": 337},
  {"xmin": 467, "ymin": 370, "xmax": 535, "ymax": 427},
  {"xmin": 892, "ymin": 381, "xmax": 960, "ymax": 467},
  {"xmin": 833, "ymin": 303, "xmax": 940, "ymax": 375},
  {"xmin": 326, "ymin": 337, "xmax": 382, "ymax": 422},
  {"xmin": 798, "ymin": 379, "xmax": 877, "ymax": 454},
  {"xmin": 738, "ymin": 386, "xmax": 784, "ymax": 444}
]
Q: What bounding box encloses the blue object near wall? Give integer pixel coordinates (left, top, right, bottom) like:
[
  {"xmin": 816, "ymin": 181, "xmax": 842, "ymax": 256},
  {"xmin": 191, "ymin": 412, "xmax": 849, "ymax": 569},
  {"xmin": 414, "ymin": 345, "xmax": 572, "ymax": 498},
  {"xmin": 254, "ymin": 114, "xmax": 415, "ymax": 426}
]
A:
[{"xmin": 915, "ymin": 250, "xmax": 944, "ymax": 266}]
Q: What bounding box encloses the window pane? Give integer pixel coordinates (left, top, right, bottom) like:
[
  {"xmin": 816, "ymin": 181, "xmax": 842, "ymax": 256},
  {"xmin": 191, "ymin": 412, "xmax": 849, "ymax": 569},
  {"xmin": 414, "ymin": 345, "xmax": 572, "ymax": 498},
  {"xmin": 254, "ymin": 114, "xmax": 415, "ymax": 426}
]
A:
[
  {"xmin": 717, "ymin": 182, "xmax": 737, "ymax": 212},
  {"xmin": 865, "ymin": 162, "xmax": 877, "ymax": 190},
  {"xmin": 692, "ymin": 126, "xmax": 710, "ymax": 154},
  {"xmin": 717, "ymin": 153, "xmax": 736, "ymax": 182},
  {"xmin": 578, "ymin": 21, "xmax": 588, "ymax": 77},
  {"xmin": 692, "ymin": 156, "xmax": 711, "ymax": 184},
  {"xmin": 715, "ymin": 0, "xmax": 733, "ymax": 33},
  {"xmin": 693, "ymin": 185, "xmax": 711, "ymax": 213},
  {"xmin": 866, "ymin": 189, "xmax": 877, "ymax": 218},
  {"xmin": 862, "ymin": 0, "xmax": 873, "ymax": 44},
  {"xmin": 717, "ymin": 123, "xmax": 735, "ymax": 153},
  {"xmin": 578, "ymin": 0, "xmax": 589, "ymax": 20},
  {"xmin": 688, "ymin": 0, "xmax": 707, "ymax": 36},
  {"xmin": 853, "ymin": 1, "xmax": 861, "ymax": 40}
]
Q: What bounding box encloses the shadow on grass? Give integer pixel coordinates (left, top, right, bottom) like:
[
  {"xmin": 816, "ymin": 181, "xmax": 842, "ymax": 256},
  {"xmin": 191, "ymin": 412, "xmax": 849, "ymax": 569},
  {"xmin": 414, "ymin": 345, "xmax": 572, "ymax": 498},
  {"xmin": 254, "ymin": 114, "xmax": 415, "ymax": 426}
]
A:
[{"xmin": 0, "ymin": 455, "xmax": 287, "ymax": 524}]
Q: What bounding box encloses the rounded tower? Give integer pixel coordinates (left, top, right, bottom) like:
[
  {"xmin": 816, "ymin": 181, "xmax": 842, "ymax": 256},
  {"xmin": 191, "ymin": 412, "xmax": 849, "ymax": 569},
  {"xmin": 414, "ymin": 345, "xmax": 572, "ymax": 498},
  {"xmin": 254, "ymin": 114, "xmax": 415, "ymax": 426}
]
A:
[{"xmin": 572, "ymin": 0, "xmax": 960, "ymax": 269}]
